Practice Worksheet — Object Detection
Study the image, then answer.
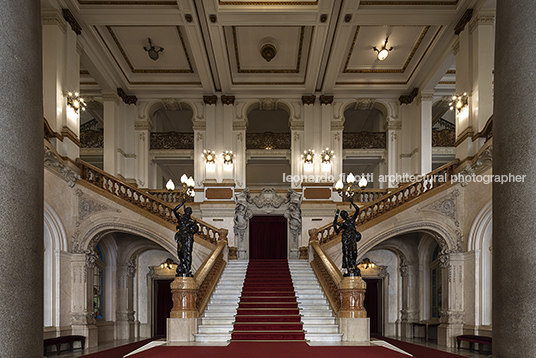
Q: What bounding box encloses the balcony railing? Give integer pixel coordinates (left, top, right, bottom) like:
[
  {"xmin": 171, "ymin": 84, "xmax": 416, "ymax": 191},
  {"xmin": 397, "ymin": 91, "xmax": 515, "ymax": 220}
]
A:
[
  {"xmin": 246, "ymin": 132, "xmax": 291, "ymax": 150},
  {"xmin": 150, "ymin": 132, "xmax": 194, "ymax": 150},
  {"xmin": 432, "ymin": 129, "xmax": 455, "ymax": 147},
  {"xmin": 343, "ymin": 132, "xmax": 386, "ymax": 149}
]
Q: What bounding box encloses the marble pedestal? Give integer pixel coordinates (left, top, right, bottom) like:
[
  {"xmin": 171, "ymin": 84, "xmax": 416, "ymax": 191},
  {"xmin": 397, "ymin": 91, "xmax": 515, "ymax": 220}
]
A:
[{"xmin": 340, "ymin": 317, "xmax": 370, "ymax": 342}]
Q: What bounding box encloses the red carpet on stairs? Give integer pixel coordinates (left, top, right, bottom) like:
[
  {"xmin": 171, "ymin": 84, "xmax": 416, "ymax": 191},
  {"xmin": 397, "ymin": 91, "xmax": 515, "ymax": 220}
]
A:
[{"xmin": 231, "ymin": 259, "xmax": 305, "ymax": 341}]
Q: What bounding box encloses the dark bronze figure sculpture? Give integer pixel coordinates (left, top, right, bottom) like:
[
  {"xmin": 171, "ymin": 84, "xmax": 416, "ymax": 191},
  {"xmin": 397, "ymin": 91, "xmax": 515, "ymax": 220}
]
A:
[
  {"xmin": 173, "ymin": 202, "xmax": 199, "ymax": 277},
  {"xmin": 333, "ymin": 198, "xmax": 362, "ymax": 277}
]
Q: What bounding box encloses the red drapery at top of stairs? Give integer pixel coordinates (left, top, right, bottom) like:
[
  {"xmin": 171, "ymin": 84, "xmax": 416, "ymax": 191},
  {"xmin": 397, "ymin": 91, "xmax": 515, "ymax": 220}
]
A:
[{"xmin": 231, "ymin": 259, "xmax": 305, "ymax": 341}]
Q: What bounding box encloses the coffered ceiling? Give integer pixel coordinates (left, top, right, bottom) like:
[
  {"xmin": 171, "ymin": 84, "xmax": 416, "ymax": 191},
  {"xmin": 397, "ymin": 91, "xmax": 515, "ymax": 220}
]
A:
[{"xmin": 46, "ymin": 0, "xmax": 492, "ymax": 98}]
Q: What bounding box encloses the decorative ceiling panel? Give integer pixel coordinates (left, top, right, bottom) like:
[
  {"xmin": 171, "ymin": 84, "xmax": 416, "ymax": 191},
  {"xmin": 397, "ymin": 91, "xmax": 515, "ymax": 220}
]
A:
[
  {"xmin": 219, "ymin": 0, "xmax": 318, "ymax": 5},
  {"xmin": 106, "ymin": 26, "xmax": 193, "ymax": 73},
  {"xmin": 359, "ymin": 0, "xmax": 458, "ymax": 5},
  {"xmin": 344, "ymin": 26, "xmax": 430, "ymax": 73},
  {"xmin": 78, "ymin": 0, "xmax": 176, "ymax": 5}
]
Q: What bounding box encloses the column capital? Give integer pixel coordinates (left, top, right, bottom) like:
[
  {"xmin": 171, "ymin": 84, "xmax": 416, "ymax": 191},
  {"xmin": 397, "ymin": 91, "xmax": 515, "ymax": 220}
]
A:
[
  {"xmin": 203, "ymin": 95, "xmax": 218, "ymax": 105},
  {"xmin": 319, "ymin": 95, "xmax": 334, "ymax": 105},
  {"xmin": 41, "ymin": 10, "xmax": 67, "ymax": 34},
  {"xmin": 221, "ymin": 95, "xmax": 235, "ymax": 106},
  {"xmin": 101, "ymin": 90, "xmax": 121, "ymax": 105},
  {"xmin": 301, "ymin": 95, "xmax": 316, "ymax": 105}
]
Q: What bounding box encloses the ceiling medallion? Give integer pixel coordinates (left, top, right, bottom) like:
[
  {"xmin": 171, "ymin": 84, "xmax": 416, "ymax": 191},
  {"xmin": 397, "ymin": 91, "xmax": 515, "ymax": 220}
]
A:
[{"xmin": 260, "ymin": 44, "xmax": 277, "ymax": 62}]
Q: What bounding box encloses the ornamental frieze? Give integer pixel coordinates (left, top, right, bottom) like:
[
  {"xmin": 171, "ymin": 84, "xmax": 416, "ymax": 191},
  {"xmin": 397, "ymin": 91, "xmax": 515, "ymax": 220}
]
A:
[{"xmin": 432, "ymin": 129, "xmax": 455, "ymax": 147}]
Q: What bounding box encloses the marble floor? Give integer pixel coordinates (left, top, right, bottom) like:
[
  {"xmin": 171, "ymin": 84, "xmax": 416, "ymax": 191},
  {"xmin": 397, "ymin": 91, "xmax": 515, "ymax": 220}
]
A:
[{"xmin": 47, "ymin": 336, "xmax": 492, "ymax": 358}]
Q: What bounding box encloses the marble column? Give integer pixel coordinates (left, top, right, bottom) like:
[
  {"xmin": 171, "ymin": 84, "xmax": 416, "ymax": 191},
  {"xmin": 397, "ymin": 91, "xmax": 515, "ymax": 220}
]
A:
[
  {"xmin": 494, "ymin": 1, "xmax": 536, "ymax": 356},
  {"xmin": 0, "ymin": 1, "xmax": 44, "ymax": 356}
]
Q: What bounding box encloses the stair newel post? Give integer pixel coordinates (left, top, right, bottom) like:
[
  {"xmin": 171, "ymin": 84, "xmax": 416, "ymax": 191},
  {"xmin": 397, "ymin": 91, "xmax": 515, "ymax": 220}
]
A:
[
  {"xmin": 339, "ymin": 276, "xmax": 370, "ymax": 342},
  {"xmin": 167, "ymin": 276, "xmax": 199, "ymax": 341}
]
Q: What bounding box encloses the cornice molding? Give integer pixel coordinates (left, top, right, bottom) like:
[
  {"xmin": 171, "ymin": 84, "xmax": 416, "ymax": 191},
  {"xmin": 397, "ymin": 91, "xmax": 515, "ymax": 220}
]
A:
[
  {"xmin": 469, "ymin": 13, "xmax": 495, "ymax": 34},
  {"xmin": 41, "ymin": 11, "xmax": 67, "ymax": 34},
  {"xmin": 102, "ymin": 91, "xmax": 121, "ymax": 105},
  {"xmin": 62, "ymin": 9, "xmax": 82, "ymax": 35}
]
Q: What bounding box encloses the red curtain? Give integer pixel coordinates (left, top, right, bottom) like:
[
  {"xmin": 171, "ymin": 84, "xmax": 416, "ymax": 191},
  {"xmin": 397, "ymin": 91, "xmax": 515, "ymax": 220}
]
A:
[
  {"xmin": 249, "ymin": 216, "xmax": 287, "ymax": 259},
  {"xmin": 154, "ymin": 279, "xmax": 174, "ymax": 337},
  {"xmin": 364, "ymin": 278, "xmax": 382, "ymax": 335}
]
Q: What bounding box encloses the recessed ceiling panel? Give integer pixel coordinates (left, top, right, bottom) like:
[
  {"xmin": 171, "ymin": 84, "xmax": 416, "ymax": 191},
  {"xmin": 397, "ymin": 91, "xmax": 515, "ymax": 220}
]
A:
[
  {"xmin": 107, "ymin": 26, "xmax": 193, "ymax": 73},
  {"xmin": 345, "ymin": 26, "xmax": 429, "ymax": 73},
  {"xmin": 234, "ymin": 26, "xmax": 303, "ymax": 72}
]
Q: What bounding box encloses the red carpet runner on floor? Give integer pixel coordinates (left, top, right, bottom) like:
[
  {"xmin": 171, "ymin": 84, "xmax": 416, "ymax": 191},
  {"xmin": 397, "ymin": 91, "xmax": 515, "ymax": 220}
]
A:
[
  {"xmin": 231, "ymin": 259, "xmax": 305, "ymax": 341},
  {"xmin": 78, "ymin": 338, "xmax": 157, "ymax": 358},
  {"xmin": 376, "ymin": 336, "xmax": 467, "ymax": 358}
]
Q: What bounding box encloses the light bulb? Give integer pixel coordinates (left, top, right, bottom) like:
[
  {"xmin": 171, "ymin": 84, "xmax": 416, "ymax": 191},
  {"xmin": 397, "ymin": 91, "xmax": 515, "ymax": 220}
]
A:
[
  {"xmin": 359, "ymin": 176, "xmax": 368, "ymax": 189},
  {"xmin": 166, "ymin": 179, "xmax": 175, "ymax": 191},
  {"xmin": 347, "ymin": 173, "xmax": 356, "ymax": 184},
  {"xmin": 377, "ymin": 49, "xmax": 389, "ymax": 61},
  {"xmin": 335, "ymin": 179, "xmax": 344, "ymax": 190},
  {"xmin": 181, "ymin": 174, "xmax": 188, "ymax": 183}
]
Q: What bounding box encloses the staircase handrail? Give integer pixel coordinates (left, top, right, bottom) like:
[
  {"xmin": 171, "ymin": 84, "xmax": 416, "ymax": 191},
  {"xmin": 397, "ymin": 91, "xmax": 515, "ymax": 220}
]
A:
[
  {"xmin": 310, "ymin": 159, "xmax": 459, "ymax": 245},
  {"xmin": 309, "ymin": 240, "xmax": 342, "ymax": 314},
  {"xmin": 194, "ymin": 240, "xmax": 227, "ymax": 316},
  {"xmin": 76, "ymin": 159, "xmax": 225, "ymax": 245}
]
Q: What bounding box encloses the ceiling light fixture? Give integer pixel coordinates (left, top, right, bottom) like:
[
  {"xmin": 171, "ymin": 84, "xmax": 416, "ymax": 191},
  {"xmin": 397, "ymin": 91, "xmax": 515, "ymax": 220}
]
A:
[
  {"xmin": 373, "ymin": 36, "xmax": 393, "ymax": 61},
  {"xmin": 144, "ymin": 38, "xmax": 164, "ymax": 61}
]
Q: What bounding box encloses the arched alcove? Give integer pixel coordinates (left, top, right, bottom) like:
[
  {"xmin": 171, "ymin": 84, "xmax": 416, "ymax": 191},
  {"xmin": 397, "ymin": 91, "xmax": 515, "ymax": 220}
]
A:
[
  {"xmin": 245, "ymin": 102, "xmax": 291, "ymax": 190},
  {"xmin": 341, "ymin": 101, "xmax": 388, "ymax": 189}
]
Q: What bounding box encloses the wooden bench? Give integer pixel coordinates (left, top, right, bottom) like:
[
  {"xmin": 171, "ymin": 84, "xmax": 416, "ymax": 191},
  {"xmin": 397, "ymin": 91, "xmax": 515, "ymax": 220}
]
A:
[
  {"xmin": 411, "ymin": 320, "xmax": 440, "ymax": 341},
  {"xmin": 456, "ymin": 334, "xmax": 492, "ymax": 353},
  {"xmin": 44, "ymin": 335, "xmax": 85, "ymax": 355}
]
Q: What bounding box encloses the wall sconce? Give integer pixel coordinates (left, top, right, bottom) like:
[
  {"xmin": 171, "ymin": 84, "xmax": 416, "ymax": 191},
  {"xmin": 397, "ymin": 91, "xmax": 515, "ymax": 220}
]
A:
[
  {"xmin": 373, "ymin": 36, "xmax": 393, "ymax": 61},
  {"xmin": 222, "ymin": 151, "xmax": 234, "ymax": 165},
  {"xmin": 160, "ymin": 258, "xmax": 176, "ymax": 270},
  {"xmin": 358, "ymin": 258, "xmax": 376, "ymax": 270},
  {"xmin": 144, "ymin": 38, "xmax": 164, "ymax": 61},
  {"xmin": 449, "ymin": 93, "xmax": 468, "ymax": 111},
  {"xmin": 335, "ymin": 172, "xmax": 368, "ymax": 201},
  {"xmin": 301, "ymin": 149, "xmax": 315, "ymax": 165},
  {"xmin": 320, "ymin": 148, "xmax": 334, "ymax": 164},
  {"xmin": 203, "ymin": 150, "xmax": 216, "ymax": 164},
  {"xmin": 166, "ymin": 174, "xmax": 195, "ymax": 202},
  {"xmin": 67, "ymin": 92, "xmax": 87, "ymax": 113}
]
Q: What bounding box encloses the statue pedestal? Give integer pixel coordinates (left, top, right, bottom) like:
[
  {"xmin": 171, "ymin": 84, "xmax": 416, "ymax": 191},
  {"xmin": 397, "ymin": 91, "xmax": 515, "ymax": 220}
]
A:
[
  {"xmin": 339, "ymin": 275, "xmax": 369, "ymax": 342},
  {"xmin": 167, "ymin": 276, "xmax": 198, "ymax": 342}
]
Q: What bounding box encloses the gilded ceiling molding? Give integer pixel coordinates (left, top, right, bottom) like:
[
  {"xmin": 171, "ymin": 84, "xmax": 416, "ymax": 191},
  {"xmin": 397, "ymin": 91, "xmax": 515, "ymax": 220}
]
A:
[
  {"xmin": 62, "ymin": 9, "xmax": 82, "ymax": 35},
  {"xmin": 319, "ymin": 95, "xmax": 334, "ymax": 105},
  {"xmin": 203, "ymin": 96, "xmax": 218, "ymax": 105},
  {"xmin": 105, "ymin": 26, "xmax": 194, "ymax": 73},
  {"xmin": 117, "ymin": 88, "xmax": 137, "ymax": 105},
  {"xmin": 302, "ymin": 95, "xmax": 316, "ymax": 105},
  {"xmin": 219, "ymin": 1, "xmax": 318, "ymax": 5},
  {"xmin": 454, "ymin": 9, "xmax": 473, "ymax": 35},
  {"xmin": 399, "ymin": 88, "xmax": 419, "ymax": 105},
  {"xmin": 78, "ymin": 0, "xmax": 175, "ymax": 4},
  {"xmin": 360, "ymin": 0, "xmax": 458, "ymax": 4},
  {"xmin": 221, "ymin": 96, "xmax": 236, "ymax": 105}
]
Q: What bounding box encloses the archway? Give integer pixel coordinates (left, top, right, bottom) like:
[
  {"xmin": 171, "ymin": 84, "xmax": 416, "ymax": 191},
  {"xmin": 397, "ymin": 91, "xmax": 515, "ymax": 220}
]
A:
[{"xmin": 249, "ymin": 216, "xmax": 288, "ymax": 259}]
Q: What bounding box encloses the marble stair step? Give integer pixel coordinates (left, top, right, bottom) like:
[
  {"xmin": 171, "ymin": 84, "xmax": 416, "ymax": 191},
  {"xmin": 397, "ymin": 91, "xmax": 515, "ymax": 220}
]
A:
[
  {"xmin": 303, "ymin": 324, "xmax": 339, "ymax": 333},
  {"xmin": 197, "ymin": 325, "xmax": 233, "ymax": 334},
  {"xmin": 193, "ymin": 333, "xmax": 231, "ymax": 342}
]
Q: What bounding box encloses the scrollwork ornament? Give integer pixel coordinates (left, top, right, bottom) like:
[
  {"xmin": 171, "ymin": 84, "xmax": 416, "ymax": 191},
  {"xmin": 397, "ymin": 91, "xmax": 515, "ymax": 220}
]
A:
[{"xmin": 400, "ymin": 259, "xmax": 409, "ymax": 277}]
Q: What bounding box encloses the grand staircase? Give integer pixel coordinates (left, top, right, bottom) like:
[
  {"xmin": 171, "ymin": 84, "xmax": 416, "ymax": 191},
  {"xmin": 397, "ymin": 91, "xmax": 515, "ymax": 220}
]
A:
[
  {"xmin": 288, "ymin": 260, "xmax": 342, "ymax": 342},
  {"xmin": 194, "ymin": 260, "xmax": 249, "ymax": 342}
]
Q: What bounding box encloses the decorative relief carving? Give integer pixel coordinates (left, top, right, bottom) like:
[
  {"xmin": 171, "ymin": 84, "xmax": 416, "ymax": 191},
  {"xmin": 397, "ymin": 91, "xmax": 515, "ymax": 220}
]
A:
[
  {"xmin": 150, "ymin": 132, "xmax": 194, "ymax": 149},
  {"xmin": 249, "ymin": 188, "xmax": 288, "ymax": 209},
  {"xmin": 62, "ymin": 9, "xmax": 82, "ymax": 35},
  {"xmin": 203, "ymin": 95, "xmax": 218, "ymax": 105},
  {"xmin": 319, "ymin": 95, "xmax": 334, "ymax": 105},
  {"xmin": 417, "ymin": 190, "xmax": 459, "ymax": 227},
  {"xmin": 457, "ymin": 145, "xmax": 493, "ymax": 186},
  {"xmin": 127, "ymin": 260, "xmax": 137, "ymax": 278},
  {"xmin": 197, "ymin": 132, "xmax": 204, "ymax": 142},
  {"xmin": 399, "ymin": 88, "xmax": 419, "ymax": 105},
  {"xmin": 284, "ymin": 191, "xmax": 303, "ymax": 247},
  {"xmin": 391, "ymin": 132, "xmax": 398, "ymax": 142},
  {"xmin": 44, "ymin": 145, "xmax": 80, "ymax": 187},
  {"xmin": 302, "ymin": 95, "xmax": 316, "ymax": 105},
  {"xmin": 432, "ymin": 129, "xmax": 455, "ymax": 147},
  {"xmin": 400, "ymin": 258, "xmax": 409, "ymax": 277},
  {"xmin": 343, "ymin": 132, "xmax": 386, "ymax": 149},
  {"xmin": 334, "ymin": 132, "xmax": 341, "ymax": 141},
  {"xmin": 246, "ymin": 132, "xmax": 291, "ymax": 150},
  {"xmin": 440, "ymin": 310, "xmax": 465, "ymax": 325},
  {"xmin": 221, "ymin": 95, "xmax": 235, "ymax": 105},
  {"xmin": 353, "ymin": 98, "xmax": 375, "ymax": 110},
  {"xmin": 117, "ymin": 88, "xmax": 137, "ymax": 105},
  {"xmin": 454, "ymin": 9, "xmax": 473, "ymax": 35},
  {"xmin": 162, "ymin": 98, "xmax": 183, "ymax": 111},
  {"xmin": 236, "ymin": 132, "xmax": 244, "ymax": 142},
  {"xmin": 259, "ymin": 98, "xmax": 278, "ymax": 110},
  {"xmin": 80, "ymin": 129, "xmax": 103, "ymax": 148}
]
